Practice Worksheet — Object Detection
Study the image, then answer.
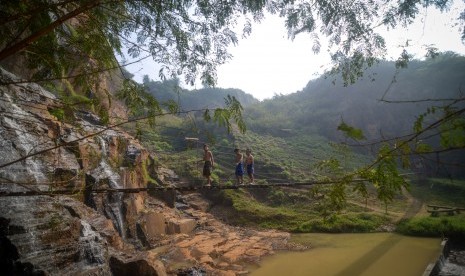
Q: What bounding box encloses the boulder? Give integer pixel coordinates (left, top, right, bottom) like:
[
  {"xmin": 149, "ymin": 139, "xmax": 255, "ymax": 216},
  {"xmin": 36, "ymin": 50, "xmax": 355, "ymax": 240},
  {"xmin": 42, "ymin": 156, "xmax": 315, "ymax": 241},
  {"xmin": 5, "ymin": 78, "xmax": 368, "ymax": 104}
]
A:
[
  {"xmin": 109, "ymin": 255, "xmax": 166, "ymax": 276},
  {"xmin": 167, "ymin": 218, "xmax": 196, "ymax": 234},
  {"xmin": 144, "ymin": 212, "xmax": 167, "ymax": 237}
]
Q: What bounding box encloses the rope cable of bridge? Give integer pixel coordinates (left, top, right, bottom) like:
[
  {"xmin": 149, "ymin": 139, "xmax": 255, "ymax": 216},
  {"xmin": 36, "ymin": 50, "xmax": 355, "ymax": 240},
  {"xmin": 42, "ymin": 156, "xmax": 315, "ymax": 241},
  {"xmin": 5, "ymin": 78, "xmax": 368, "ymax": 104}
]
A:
[
  {"xmin": 0, "ymin": 178, "xmax": 369, "ymax": 197},
  {"xmin": 0, "ymin": 121, "xmax": 419, "ymax": 197}
]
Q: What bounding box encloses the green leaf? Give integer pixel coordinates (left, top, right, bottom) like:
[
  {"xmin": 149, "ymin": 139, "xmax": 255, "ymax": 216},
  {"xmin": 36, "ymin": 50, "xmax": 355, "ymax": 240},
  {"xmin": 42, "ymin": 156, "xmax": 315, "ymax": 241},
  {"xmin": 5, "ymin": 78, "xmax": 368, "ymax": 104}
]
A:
[
  {"xmin": 164, "ymin": 99, "xmax": 179, "ymax": 114},
  {"xmin": 337, "ymin": 121, "xmax": 365, "ymax": 140},
  {"xmin": 395, "ymin": 49, "xmax": 412, "ymax": 69},
  {"xmin": 398, "ymin": 142, "xmax": 411, "ymax": 169},
  {"xmin": 203, "ymin": 109, "xmax": 211, "ymax": 122},
  {"xmin": 48, "ymin": 108, "xmax": 65, "ymax": 121},
  {"xmin": 413, "ymin": 114, "xmax": 424, "ymax": 133},
  {"xmin": 415, "ymin": 142, "xmax": 433, "ymax": 153}
]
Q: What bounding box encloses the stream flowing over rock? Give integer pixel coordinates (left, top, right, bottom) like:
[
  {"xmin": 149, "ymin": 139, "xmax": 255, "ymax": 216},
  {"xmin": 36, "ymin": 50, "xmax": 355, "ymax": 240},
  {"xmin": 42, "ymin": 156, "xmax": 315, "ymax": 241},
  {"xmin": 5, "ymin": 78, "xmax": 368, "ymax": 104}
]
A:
[{"xmin": 0, "ymin": 67, "xmax": 290, "ymax": 275}]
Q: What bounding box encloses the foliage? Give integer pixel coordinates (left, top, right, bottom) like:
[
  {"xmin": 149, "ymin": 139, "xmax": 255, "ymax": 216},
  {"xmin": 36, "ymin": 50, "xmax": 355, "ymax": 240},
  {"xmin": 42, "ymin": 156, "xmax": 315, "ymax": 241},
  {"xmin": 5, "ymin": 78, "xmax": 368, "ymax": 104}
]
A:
[
  {"xmin": 359, "ymin": 144, "xmax": 409, "ymax": 213},
  {"xmin": 48, "ymin": 108, "xmax": 65, "ymax": 121},
  {"xmin": 204, "ymin": 95, "xmax": 246, "ymax": 134},
  {"xmin": 246, "ymin": 55, "xmax": 465, "ymax": 178},
  {"xmin": 396, "ymin": 215, "xmax": 465, "ymax": 239},
  {"xmin": 297, "ymin": 213, "xmax": 388, "ymax": 233},
  {"xmin": 0, "ymin": 1, "xmax": 122, "ymax": 120},
  {"xmin": 2, "ymin": 0, "xmax": 463, "ymax": 89},
  {"xmin": 0, "ymin": 0, "xmax": 269, "ymax": 86},
  {"xmin": 410, "ymin": 178, "xmax": 465, "ymax": 206},
  {"xmin": 337, "ymin": 121, "xmax": 366, "ymax": 141},
  {"xmin": 142, "ymin": 76, "xmax": 259, "ymax": 110},
  {"xmin": 116, "ymin": 79, "xmax": 162, "ymax": 122}
]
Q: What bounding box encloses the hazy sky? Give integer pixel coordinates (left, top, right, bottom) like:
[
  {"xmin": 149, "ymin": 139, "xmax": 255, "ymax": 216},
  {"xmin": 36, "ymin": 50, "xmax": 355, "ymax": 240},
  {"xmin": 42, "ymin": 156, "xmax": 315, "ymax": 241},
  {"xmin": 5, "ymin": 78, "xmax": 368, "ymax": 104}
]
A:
[{"xmin": 125, "ymin": 2, "xmax": 465, "ymax": 101}]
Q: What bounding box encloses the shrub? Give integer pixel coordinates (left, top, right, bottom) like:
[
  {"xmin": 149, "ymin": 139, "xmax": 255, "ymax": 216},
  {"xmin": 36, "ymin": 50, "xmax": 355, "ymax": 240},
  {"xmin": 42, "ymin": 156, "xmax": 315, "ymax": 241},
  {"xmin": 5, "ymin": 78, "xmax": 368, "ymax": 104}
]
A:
[
  {"xmin": 396, "ymin": 216, "xmax": 465, "ymax": 239},
  {"xmin": 297, "ymin": 213, "xmax": 386, "ymax": 233}
]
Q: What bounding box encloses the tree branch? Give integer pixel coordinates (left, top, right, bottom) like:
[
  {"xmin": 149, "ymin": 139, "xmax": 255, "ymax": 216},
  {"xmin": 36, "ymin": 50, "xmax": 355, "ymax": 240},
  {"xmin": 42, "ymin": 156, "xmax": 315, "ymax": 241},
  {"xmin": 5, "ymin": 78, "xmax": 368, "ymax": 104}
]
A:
[
  {"xmin": 0, "ymin": 108, "xmax": 212, "ymax": 170},
  {"xmin": 0, "ymin": 0, "xmax": 102, "ymax": 62}
]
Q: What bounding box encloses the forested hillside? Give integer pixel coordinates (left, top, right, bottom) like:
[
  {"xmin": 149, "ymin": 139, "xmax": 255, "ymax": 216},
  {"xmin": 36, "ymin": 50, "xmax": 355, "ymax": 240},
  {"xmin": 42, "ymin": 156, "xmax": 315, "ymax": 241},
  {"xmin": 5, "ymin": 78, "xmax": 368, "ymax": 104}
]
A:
[
  {"xmin": 142, "ymin": 77, "xmax": 259, "ymax": 110},
  {"xmin": 246, "ymin": 52, "xmax": 465, "ymax": 141},
  {"xmin": 138, "ymin": 53, "xmax": 465, "ymax": 179},
  {"xmin": 242, "ymin": 53, "xmax": 465, "ymax": 178}
]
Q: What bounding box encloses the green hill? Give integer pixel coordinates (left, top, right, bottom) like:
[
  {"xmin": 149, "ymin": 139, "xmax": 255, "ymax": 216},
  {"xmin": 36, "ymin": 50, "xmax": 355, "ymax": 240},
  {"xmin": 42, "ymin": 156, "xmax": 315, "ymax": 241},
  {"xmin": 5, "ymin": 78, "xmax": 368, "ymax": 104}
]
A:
[
  {"xmin": 243, "ymin": 52, "xmax": 465, "ymax": 178},
  {"xmin": 141, "ymin": 77, "xmax": 259, "ymax": 110},
  {"xmin": 132, "ymin": 53, "xmax": 465, "ymax": 233},
  {"xmin": 246, "ymin": 52, "xmax": 465, "ymax": 141}
]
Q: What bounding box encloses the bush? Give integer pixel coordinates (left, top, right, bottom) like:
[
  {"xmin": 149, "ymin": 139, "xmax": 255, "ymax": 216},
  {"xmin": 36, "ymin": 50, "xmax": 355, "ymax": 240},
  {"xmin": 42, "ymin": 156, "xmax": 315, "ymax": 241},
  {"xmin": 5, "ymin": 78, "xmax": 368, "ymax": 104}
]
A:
[
  {"xmin": 297, "ymin": 213, "xmax": 386, "ymax": 233},
  {"xmin": 268, "ymin": 189, "xmax": 287, "ymax": 205},
  {"xmin": 396, "ymin": 216, "xmax": 465, "ymax": 239}
]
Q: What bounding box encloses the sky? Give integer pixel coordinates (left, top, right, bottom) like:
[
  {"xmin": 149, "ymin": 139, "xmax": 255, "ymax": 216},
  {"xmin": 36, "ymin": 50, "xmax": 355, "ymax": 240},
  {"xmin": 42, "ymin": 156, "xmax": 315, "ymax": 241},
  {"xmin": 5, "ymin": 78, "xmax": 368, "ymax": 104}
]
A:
[{"xmin": 125, "ymin": 2, "xmax": 465, "ymax": 101}]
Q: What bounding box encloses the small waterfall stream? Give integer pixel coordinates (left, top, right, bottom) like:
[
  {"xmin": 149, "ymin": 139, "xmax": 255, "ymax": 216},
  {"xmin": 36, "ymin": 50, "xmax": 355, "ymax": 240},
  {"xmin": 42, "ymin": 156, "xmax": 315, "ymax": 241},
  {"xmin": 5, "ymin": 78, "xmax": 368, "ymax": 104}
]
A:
[
  {"xmin": 438, "ymin": 240, "xmax": 465, "ymax": 276},
  {"xmin": 80, "ymin": 221, "xmax": 105, "ymax": 265},
  {"xmin": 93, "ymin": 136, "xmax": 126, "ymax": 239},
  {"xmin": 0, "ymin": 93, "xmax": 47, "ymax": 187}
]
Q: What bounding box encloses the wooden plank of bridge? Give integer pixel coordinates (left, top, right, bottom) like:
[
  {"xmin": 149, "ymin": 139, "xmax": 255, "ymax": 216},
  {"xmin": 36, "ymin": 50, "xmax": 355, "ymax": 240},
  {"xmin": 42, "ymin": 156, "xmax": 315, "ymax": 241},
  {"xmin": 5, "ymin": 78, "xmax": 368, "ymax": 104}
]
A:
[{"xmin": 0, "ymin": 183, "xmax": 304, "ymax": 197}]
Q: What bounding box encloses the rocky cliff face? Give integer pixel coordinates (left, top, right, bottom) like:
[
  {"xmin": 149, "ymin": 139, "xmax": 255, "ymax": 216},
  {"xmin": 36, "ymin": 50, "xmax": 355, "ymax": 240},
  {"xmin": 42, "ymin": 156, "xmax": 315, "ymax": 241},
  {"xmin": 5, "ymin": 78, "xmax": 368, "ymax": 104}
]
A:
[{"xmin": 0, "ymin": 67, "xmax": 290, "ymax": 275}]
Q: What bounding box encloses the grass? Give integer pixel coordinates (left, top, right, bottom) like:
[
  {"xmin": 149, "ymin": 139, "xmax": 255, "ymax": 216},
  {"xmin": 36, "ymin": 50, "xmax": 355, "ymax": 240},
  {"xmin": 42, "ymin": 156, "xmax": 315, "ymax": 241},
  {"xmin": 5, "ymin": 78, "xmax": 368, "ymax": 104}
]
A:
[
  {"xmin": 396, "ymin": 214, "xmax": 465, "ymax": 240},
  {"xmin": 395, "ymin": 177, "xmax": 465, "ymax": 239},
  {"xmin": 214, "ymin": 189, "xmax": 306, "ymax": 231},
  {"xmin": 410, "ymin": 177, "xmax": 465, "ymax": 206},
  {"xmin": 132, "ymin": 114, "xmax": 465, "ymax": 235},
  {"xmin": 297, "ymin": 213, "xmax": 389, "ymax": 233},
  {"xmin": 209, "ymin": 188, "xmax": 391, "ymax": 233}
]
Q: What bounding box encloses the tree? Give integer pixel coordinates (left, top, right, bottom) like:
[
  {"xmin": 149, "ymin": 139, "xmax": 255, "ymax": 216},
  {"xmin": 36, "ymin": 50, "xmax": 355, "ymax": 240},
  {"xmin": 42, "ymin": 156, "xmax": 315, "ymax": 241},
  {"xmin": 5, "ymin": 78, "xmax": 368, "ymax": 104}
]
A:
[
  {"xmin": 1, "ymin": 1, "xmax": 463, "ymax": 87},
  {"xmin": 0, "ymin": 0, "xmax": 254, "ymax": 174},
  {"xmin": 0, "ymin": 0, "xmax": 267, "ymax": 87},
  {"xmin": 1, "ymin": 0, "xmax": 464, "ymax": 205}
]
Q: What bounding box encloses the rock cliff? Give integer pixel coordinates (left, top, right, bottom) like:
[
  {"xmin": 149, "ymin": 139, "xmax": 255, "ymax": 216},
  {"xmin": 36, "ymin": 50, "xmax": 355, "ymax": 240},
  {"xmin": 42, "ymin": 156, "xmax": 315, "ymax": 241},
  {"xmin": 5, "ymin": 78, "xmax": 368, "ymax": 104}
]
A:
[{"xmin": 0, "ymin": 67, "xmax": 290, "ymax": 275}]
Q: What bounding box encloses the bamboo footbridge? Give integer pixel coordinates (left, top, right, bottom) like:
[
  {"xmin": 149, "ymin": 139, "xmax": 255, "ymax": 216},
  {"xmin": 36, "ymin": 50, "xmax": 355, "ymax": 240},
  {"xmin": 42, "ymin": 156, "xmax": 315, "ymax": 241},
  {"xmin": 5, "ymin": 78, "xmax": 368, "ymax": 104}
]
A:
[{"xmin": 0, "ymin": 179, "xmax": 367, "ymax": 197}]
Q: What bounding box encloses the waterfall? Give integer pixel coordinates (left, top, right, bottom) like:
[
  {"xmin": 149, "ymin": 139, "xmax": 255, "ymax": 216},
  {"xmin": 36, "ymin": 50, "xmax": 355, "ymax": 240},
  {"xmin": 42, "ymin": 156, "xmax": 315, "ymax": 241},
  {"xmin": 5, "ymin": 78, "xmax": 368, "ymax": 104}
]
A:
[
  {"xmin": 93, "ymin": 136, "xmax": 126, "ymax": 239},
  {"xmin": 0, "ymin": 93, "xmax": 47, "ymax": 187},
  {"xmin": 102, "ymin": 159, "xmax": 126, "ymax": 240},
  {"xmin": 439, "ymin": 260, "xmax": 465, "ymax": 276},
  {"xmin": 80, "ymin": 221, "xmax": 105, "ymax": 265},
  {"xmin": 98, "ymin": 136, "xmax": 108, "ymax": 157}
]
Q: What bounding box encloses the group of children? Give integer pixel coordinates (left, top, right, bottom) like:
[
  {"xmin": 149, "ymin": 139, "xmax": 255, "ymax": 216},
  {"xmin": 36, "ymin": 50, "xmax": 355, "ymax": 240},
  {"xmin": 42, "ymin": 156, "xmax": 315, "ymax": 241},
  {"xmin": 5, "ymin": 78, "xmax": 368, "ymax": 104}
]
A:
[{"xmin": 202, "ymin": 144, "xmax": 254, "ymax": 186}]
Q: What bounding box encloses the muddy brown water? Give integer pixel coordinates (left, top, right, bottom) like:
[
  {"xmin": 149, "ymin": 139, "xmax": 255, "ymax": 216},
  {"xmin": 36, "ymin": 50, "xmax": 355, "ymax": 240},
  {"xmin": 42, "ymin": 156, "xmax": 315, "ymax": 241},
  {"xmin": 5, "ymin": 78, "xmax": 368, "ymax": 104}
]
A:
[{"xmin": 250, "ymin": 233, "xmax": 441, "ymax": 276}]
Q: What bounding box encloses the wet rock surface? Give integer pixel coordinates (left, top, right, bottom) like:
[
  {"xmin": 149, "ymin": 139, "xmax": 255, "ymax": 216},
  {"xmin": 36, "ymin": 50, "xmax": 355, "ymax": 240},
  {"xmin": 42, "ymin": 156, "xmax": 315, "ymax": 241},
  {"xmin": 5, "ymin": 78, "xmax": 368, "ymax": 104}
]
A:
[
  {"xmin": 0, "ymin": 67, "xmax": 291, "ymax": 275},
  {"xmin": 0, "ymin": 195, "xmax": 111, "ymax": 275},
  {"xmin": 439, "ymin": 242, "xmax": 465, "ymax": 276}
]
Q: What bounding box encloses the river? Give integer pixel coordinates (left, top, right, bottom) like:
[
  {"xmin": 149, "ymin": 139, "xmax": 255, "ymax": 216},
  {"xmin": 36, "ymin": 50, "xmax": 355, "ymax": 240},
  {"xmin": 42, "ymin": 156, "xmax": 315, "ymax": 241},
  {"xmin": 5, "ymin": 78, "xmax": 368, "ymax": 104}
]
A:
[{"xmin": 250, "ymin": 233, "xmax": 441, "ymax": 276}]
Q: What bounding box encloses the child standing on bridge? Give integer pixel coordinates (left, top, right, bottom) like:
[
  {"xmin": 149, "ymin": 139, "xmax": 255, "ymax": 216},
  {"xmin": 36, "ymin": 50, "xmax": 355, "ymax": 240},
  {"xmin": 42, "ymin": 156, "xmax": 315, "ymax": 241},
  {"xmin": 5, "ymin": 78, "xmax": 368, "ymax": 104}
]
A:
[
  {"xmin": 202, "ymin": 144, "xmax": 214, "ymax": 186},
  {"xmin": 245, "ymin": 149, "xmax": 254, "ymax": 184},
  {"xmin": 234, "ymin": 148, "xmax": 244, "ymax": 185}
]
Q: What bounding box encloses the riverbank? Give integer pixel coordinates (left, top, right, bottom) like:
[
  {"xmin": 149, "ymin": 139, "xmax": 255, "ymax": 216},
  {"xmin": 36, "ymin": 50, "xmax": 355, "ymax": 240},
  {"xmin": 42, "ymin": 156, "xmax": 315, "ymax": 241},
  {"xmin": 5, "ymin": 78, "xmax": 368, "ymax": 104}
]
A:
[{"xmin": 205, "ymin": 188, "xmax": 403, "ymax": 233}]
